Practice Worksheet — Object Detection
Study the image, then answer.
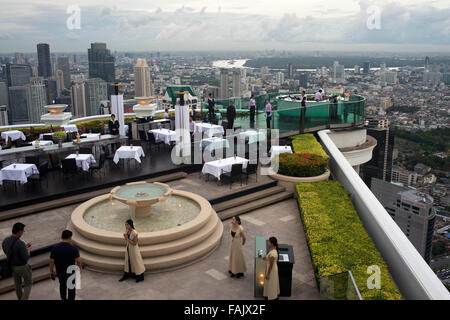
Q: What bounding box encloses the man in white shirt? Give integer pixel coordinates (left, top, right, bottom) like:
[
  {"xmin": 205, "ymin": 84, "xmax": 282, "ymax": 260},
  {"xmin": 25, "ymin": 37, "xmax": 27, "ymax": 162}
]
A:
[
  {"xmin": 249, "ymin": 94, "xmax": 256, "ymax": 128},
  {"xmin": 314, "ymin": 90, "xmax": 323, "ymax": 101}
]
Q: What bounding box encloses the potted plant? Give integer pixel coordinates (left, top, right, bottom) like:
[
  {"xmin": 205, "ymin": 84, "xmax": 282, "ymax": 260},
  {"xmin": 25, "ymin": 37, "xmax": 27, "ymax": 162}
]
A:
[{"xmin": 53, "ymin": 131, "xmax": 67, "ymax": 147}]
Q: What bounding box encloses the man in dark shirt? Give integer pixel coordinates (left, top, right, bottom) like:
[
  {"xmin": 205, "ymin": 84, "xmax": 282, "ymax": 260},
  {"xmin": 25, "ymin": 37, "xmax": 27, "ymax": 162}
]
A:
[
  {"xmin": 50, "ymin": 230, "xmax": 82, "ymax": 300},
  {"xmin": 226, "ymin": 100, "xmax": 236, "ymax": 130},
  {"xmin": 1, "ymin": 222, "xmax": 32, "ymax": 300},
  {"xmin": 108, "ymin": 114, "xmax": 120, "ymax": 135},
  {"xmin": 207, "ymin": 93, "xmax": 215, "ymax": 124}
]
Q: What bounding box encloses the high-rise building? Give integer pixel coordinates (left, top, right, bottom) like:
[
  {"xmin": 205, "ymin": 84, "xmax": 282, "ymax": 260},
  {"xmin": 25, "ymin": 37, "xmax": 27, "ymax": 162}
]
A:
[
  {"xmin": 57, "ymin": 56, "xmax": 71, "ymax": 89},
  {"xmin": 71, "ymin": 82, "xmax": 86, "ymax": 118},
  {"xmin": 380, "ymin": 71, "xmax": 398, "ymax": 85},
  {"xmin": 220, "ymin": 69, "xmax": 229, "ymax": 99},
  {"xmin": 275, "ymin": 72, "xmax": 284, "ymax": 85},
  {"xmin": 84, "ymin": 78, "xmax": 107, "ymax": 116},
  {"xmin": 354, "ymin": 65, "xmax": 361, "ymax": 74},
  {"xmin": 0, "ymin": 81, "xmax": 8, "ymax": 110},
  {"xmin": 443, "ymin": 73, "xmax": 450, "ymax": 85},
  {"xmin": 88, "ymin": 43, "xmax": 115, "ymax": 85},
  {"xmin": 8, "ymin": 86, "xmax": 31, "ymax": 124},
  {"xmin": 6, "ymin": 64, "xmax": 32, "ymax": 87},
  {"xmin": 363, "ymin": 61, "xmax": 371, "ymax": 74},
  {"xmin": 332, "ymin": 61, "xmax": 345, "ymax": 83},
  {"xmin": 371, "ymin": 178, "xmax": 435, "ymax": 263},
  {"xmin": 134, "ymin": 58, "xmax": 153, "ymax": 97},
  {"xmin": 361, "ymin": 118, "xmax": 395, "ymax": 188},
  {"xmin": 0, "ymin": 105, "xmax": 8, "ymax": 126},
  {"xmin": 423, "ymin": 71, "xmax": 442, "ymax": 85},
  {"xmin": 44, "ymin": 78, "xmax": 58, "ymax": 104},
  {"xmin": 14, "ymin": 53, "xmax": 24, "ymax": 65},
  {"xmin": 391, "ymin": 165, "xmax": 418, "ymax": 186},
  {"xmin": 55, "ymin": 69, "xmax": 64, "ymax": 94},
  {"xmin": 37, "ymin": 43, "xmax": 52, "ymax": 78},
  {"xmin": 29, "ymin": 77, "xmax": 47, "ymax": 123},
  {"xmin": 299, "ymin": 73, "xmax": 308, "ymax": 88},
  {"xmin": 425, "ymin": 56, "xmax": 430, "ymax": 71},
  {"xmin": 232, "ymin": 69, "xmax": 241, "ymax": 98},
  {"xmin": 287, "ymin": 63, "xmax": 295, "ymax": 79}
]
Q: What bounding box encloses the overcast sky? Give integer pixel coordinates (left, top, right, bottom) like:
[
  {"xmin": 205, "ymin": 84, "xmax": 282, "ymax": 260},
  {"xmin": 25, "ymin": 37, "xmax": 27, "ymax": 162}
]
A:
[{"xmin": 0, "ymin": 0, "xmax": 449, "ymax": 53}]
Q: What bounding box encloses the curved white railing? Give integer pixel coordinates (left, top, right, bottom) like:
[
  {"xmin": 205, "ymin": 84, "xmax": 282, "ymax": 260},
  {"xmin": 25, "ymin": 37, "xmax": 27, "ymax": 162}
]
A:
[{"xmin": 318, "ymin": 129, "xmax": 450, "ymax": 300}]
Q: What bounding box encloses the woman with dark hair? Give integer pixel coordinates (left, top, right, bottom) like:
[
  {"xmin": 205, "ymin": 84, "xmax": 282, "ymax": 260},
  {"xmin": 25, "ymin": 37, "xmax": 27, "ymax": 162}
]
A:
[
  {"xmin": 228, "ymin": 216, "xmax": 247, "ymax": 278},
  {"xmin": 119, "ymin": 219, "xmax": 145, "ymax": 283},
  {"xmin": 263, "ymin": 236, "xmax": 280, "ymax": 300}
]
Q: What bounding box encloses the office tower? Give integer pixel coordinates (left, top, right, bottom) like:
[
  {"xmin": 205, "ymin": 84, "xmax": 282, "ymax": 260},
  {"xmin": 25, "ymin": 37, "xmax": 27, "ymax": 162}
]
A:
[
  {"xmin": 332, "ymin": 61, "xmax": 345, "ymax": 84},
  {"xmin": 232, "ymin": 68, "xmax": 241, "ymax": 98},
  {"xmin": 354, "ymin": 65, "xmax": 360, "ymax": 74},
  {"xmin": 8, "ymin": 86, "xmax": 31, "ymax": 124},
  {"xmin": 380, "ymin": 63, "xmax": 387, "ymax": 72},
  {"xmin": 287, "ymin": 63, "xmax": 295, "ymax": 79},
  {"xmin": 44, "ymin": 78, "xmax": 58, "ymax": 104},
  {"xmin": 55, "ymin": 69, "xmax": 64, "ymax": 93},
  {"xmin": 361, "ymin": 118, "xmax": 395, "ymax": 188},
  {"xmin": 425, "ymin": 56, "xmax": 430, "ymax": 71},
  {"xmin": 443, "ymin": 73, "xmax": 450, "ymax": 85},
  {"xmin": 363, "ymin": 61, "xmax": 371, "ymax": 74},
  {"xmin": 423, "ymin": 71, "xmax": 442, "ymax": 86},
  {"xmin": 29, "ymin": 77, "xmax": 47, "ymax": 123},
  {"xmin": 88, "ymin": 43, "xmax": 115, "ymax": 84},
  {"xmin": 0, "ymin": 105, "xmax": 8, "ymax": 126},
  {"xmin": 276, "ymin": 72, "xmax": 284, "ymax": 85},
  {"xmin": 14, "ymin": 53, "xmax": 24, "ymax": 64},
  {"xmin": 57, "ymin": 56, "xmax": 71, "ymax": 89},
  {"xmin": 6, "ymin": 64, "xmax": 32, "ymax": 87},
  {"xmin": 0, "ymin": 81, "xmax": 8, "ymax": 109},
  {"xmin": 380, "ymin": 71, "xmax": 398, "ymax": 85},
  {"xmin": 134, "ymin": 58, "xmax": 153, "ymax": 97},
  {"xmin": 299, "ymin": 73, "xmax": 308, "ymax": 88},
  {"xmin": 84, "ymin": 78, "xmax": 107, "ymax": 116},
  {"xmin": 204, "ymin": 86, "xmax": 219, "ymax": 99},
  {"xmin": 37, "ymin": 43, "xmax": 52, "ymax": 78},
  {"xmin": 71, "ymin": 82, "xmax": 86, "ymax": 118},
  {"xmin": 391, "ymin": 166, "xmax": 418, "ymax": 186},
  {"xmin": 371, "ymin": 179, "xmax": 435, "ymax": 263},
  {"xmin": 220, "ymin": 69, "xmax": 229, "ymax": 99}
]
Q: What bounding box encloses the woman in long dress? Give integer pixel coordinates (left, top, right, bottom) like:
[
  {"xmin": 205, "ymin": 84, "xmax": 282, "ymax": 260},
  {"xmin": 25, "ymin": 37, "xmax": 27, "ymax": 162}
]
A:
[
  {"xmin": 263, "ymin": 236, "xmax": 280, "ymax": 300},
  {"xmin": 228, "ymin": 216, "xmax": 247, "ymax": 278},
  {"xmin": 119, "ymin": 219, "xmax": 146, "ymax": 283}
]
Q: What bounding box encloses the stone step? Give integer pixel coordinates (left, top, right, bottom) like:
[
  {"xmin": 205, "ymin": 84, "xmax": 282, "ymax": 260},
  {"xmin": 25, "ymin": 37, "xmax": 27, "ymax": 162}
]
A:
[
  {"xmin": 70, "ymin": 213, "xmax": 221, "ymax": 259},
  {"xmin": 0, "ymin": 267, "xmax": 51, "ymax": 295},
  {"xmin": 218, "ymin": 191, "xmax": 294, "ymax": 220},
  {"xmin": 78, "ymin": 220, "xmax": 223, "ymax": 272},
  {"xmin": 213, "ymin": 186, "xmax": 286, "ymax": 212}
]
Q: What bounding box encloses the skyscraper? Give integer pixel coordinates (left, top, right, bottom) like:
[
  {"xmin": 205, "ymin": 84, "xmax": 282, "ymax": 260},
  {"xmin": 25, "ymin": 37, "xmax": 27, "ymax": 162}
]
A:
[
  {"xmin": 88, "ymin": 43, "xmax": 115, "ymax": 84},
  {"xmin": 220, "ymin": 69, "xmax": 229, "ymax": 99},
  {"xmin": 134, "ymin": 58, "xmax": 153, "ymax": 97},
  {"xmin": 57, "ymin": 56, "xmax": 71, "ymax": 89},
  {"xmin": 14, "ymin": 53, "xmax": 24, "ymax": 64},
  {"xmin": 371, "ymin": 179, "xmax": 436, "ymax": 263},
  {"xmin": 232, "ymin": 68, "xmax": 241, "ymax": 98},
  {"xmin": 55, "ymin": 69, "xmax": 64, "ymax": 93},
  {"xmin": 299, "ymin": 73, "xmax": 308, "ymax": 88},
  {"xmin": 363, "ymin": 61, "xmax": 371, "ymax": 74},
  {"xmin": 0, "ymin": 81, "xmax": 8, "ymax": 110},
  {"xmin": 84, "ymin": 78, "xmax": 107, "ymax": 116},
  {"xmin": 287, "ymin": 63, "xmax": 295, "ymax": 79},
  {"xmin": 71, "ymin": 82, "xmax": 86, "ymax": 118},
  {"xmin": 37, "ymin": 43, "xmax": 52, "ymax": 78},
  {"xmin": 0, "ymin": 105, "xmax": 8, "ymax": 126},
  {"xmin": 332, "ymin": 61, "xmax": 345, "ymax": 83},
  {"xmin": 44, "ymin": 78, "xmax": 58, "ymax": 104},
  {"xmin": 361, "ymin": 118, "xmax": 395, "ymax": 188},
  {"xmin": 6, "ymin": 64, "xmax": 32, "ymax": 87},
  {"xmin": 29, "ymin": 77, "xmax": 47, "ymax": 123},
  {"xmin": 6, "ymin": 64, "xmax": 32, "ymax": 124}
]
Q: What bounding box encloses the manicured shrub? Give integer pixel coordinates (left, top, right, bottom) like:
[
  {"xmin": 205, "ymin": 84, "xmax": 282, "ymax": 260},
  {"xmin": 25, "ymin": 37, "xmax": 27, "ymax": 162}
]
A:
[
  {"xmin": 53, "ymin": 131, "xmax": 67, "ymax": 139},
  {"xmin": 278, "ymin": 153, "xmax": 328, "ymax": 177},
  {"xmin": 296, "ymin": 181, "xmax": 402, "ymax": 300},
  {"xmin": 290, "ymin": 133, "xmax": 329, "ymax": 160}
]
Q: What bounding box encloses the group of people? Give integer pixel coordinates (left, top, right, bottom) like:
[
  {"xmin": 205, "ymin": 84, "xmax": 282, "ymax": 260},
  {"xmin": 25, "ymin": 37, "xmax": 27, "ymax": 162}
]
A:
[{"xmin": 2, "ymin": 217, "xmax": 281, "ymax": 300}]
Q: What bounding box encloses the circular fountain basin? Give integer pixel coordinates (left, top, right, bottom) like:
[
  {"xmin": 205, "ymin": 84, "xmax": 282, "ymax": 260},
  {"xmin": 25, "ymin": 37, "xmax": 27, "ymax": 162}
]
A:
[{"xmin": 110, "ymin": 182, "xmax": 172, "ymax": 217}]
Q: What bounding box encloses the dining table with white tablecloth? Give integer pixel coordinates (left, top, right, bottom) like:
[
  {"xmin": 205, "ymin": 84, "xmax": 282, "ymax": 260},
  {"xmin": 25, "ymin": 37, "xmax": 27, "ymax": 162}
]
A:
[
  {"xmin": 202, "ymin": 156, "xmax": 249, "ymax": 180},
  {"xmin": 65, "ymin": 154, "xmax": 96, "ymax": 172},
  {"xmin": 61, "ymin": 125, "xmax": 78, "ymax": 133},
  {"xmin": 238, "ymin": 130, "xmax": 266, "ymax": 144},
  {"xmin": 0, "ymin": 163, "xmax": 39, "ymax": 185},
  {"xmin": 201, "ymin": 137, "xmax": 230, "ymax": 151},
  {"xmin": 80, "ymin": 133, "xmax": 101, "ymax": 139},
  {"xmin": 269, "ymin": 146, "xmax": 293, "ymax": 160},
  {"xmin": 1, "ymin": 130, "xmax": 26, "ymax": 142},
  {"xmin": 194, "ymin": 123, "xmax": 224, "ymax": 138},
  {"xmin": 31, "ymin": 140, "xmax": 54, "ymax": 147},
  {"xmin": 113, "ymin": 146, "xmax": 145, "ymax": 164},
  {"xmin": 149, "ymin": 129, "xmax": 177, "ymax": 145}
]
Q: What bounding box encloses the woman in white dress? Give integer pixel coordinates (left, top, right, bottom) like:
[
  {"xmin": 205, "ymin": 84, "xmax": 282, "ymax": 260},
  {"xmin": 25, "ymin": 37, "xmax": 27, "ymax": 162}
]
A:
[
  {"xmin": 263, "ymin": 237, "xmax": 280, "ymax": 300},
  {"xmin": 228, "ymin": 216, "xmax": 247, "ymax": 278},
  {"xmin": 119, "ymin": 219, "xmax": 146, "ymax": 283}
]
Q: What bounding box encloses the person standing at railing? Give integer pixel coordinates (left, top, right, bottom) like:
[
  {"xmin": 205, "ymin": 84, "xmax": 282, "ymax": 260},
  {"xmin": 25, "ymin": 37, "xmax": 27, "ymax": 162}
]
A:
[
  {"xmin": 249, "ymin": 94, "xmax": 256, "ymax": 128},
  {"xmin": 314, "ymin": 90, "xmax": 323, "ymax": 101},
  {"xmin": 301, "ymin": 91, "xmax": 307, "ymax": 126},
  {"xmin": 265, "ymin": 99, "xmax": 272, "ymax": 129},
  {"xmin": 207, "ymin": 93, "xmax": 215, "ymax": 124},
  {"xmin": 227, "ymin": 100, "xmax": 236, "ymax": 130}
]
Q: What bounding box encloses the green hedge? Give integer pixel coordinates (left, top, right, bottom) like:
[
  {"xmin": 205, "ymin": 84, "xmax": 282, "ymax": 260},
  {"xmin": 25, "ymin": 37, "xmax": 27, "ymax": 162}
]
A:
[
  {"xmin": 296, "ymin": 181, "xmax": 402, "ymax": 300},
  {"xmin": 278, "ymin": 153, "xmax": 328, "ymax": 177},
  {"xmin": 290, "ymin": 133, "xmax": 329, "ymax": 161}
]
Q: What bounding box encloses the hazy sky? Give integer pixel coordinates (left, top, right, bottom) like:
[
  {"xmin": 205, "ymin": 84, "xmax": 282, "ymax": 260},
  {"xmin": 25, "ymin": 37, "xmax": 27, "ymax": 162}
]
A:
[{"xmin": 0, "ymin": 0, "xmax": 449, "ymax": 53}]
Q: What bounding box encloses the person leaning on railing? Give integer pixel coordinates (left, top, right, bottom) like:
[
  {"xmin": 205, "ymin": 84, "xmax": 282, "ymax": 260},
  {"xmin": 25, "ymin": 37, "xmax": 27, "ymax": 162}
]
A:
[
  {"xmin": 109, "ymin": 114, "xmax": 120, "ymax": 135},
  {"xmin": 265, "ymin": 99, "xmax": 272, "ymax": 129}
]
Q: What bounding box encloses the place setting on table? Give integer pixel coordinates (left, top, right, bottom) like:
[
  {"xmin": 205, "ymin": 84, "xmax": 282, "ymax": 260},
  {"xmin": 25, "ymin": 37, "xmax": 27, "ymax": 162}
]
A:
[
  {"xmin": 65, "ymin": 151, "xmax": 96, "ymax": 172},
  {"xmin": 238, "ymin": 129, "xmax": 267, "ymax": 145}
]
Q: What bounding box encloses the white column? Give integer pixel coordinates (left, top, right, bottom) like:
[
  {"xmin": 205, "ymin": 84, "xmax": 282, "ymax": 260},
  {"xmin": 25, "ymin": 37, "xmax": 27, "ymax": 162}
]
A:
[{"xmin": 111, "ymin": 94, "xmax": 125, "ymax": 136}]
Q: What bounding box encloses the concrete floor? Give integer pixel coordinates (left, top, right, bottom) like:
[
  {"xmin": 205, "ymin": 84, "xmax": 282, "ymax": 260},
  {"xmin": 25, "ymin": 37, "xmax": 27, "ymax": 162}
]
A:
[{"xmin": 0, "ymin": 199, "xmax": 320, "ymax": 300}]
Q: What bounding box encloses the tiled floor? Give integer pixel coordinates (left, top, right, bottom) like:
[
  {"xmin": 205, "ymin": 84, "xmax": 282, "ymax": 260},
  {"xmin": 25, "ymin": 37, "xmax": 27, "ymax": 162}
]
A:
[{"xmin": 0, "ymin": 199, "xmax": 320, "ymax": 300}]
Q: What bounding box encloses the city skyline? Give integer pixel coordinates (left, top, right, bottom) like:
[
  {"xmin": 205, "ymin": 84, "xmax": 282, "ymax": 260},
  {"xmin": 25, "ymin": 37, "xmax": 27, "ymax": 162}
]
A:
[{"xmin": 0, "ymin": 0, "xmax": 449, "ymax": 53}]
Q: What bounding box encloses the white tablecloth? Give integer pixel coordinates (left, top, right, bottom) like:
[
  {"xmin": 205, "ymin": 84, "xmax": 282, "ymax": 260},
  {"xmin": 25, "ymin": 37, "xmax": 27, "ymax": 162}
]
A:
[
  {"xmin": 61, "ymin": 125, "xmax": 78, "ymax": 133},
  {"xmin": 0, "ymin": 163, "xmax": 39, "ymax": 185},
  {"xmin": 201, "ymin": 137, "xmax": 230, "ymax": 150},
  {"xmin": 39, "ymin": 133, "xmax": 54, "ymax": 140},
  {"xmin": 113, "ymin": 146, "xmax": 145, "ymax": 164},
  {"xmin": 270, "ymin": 146, "xmax": 293, "ymax": 160},
  {"xmin": 195, "ymin": 123, "xmax": 224, "ymax": 138},
  {"xmin": 1, "ymin": 130, "xmax": 26, "ymax": 142},
  {"xmin": 31, "ymin": 140, "xmax": 54, "ymax": 147},
  {"xmin": 66, "ymin": 154, "xmax": 96, "ymax": 171},
  {"xmin": 239, "ymin": 130, "xmax": 266, "ymax": 144},
  {"xmin": 202, "ymin": 157, "xmax": 248, "ymax": 180},
  {"xmin": 149, "ymin": 129, "xmax": 177, "ymax": 145},
  {"xmin": 81, "ymin": 133, "xmax": 101, "ymax": 139}
]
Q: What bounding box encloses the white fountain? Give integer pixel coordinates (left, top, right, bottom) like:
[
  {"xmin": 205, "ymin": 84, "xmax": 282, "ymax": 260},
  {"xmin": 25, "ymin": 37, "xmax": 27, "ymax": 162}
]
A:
[
  {"xmin": 40, "ymin": 104, "xmax": 72, "ymax": 127},
  {"xmin": 133, "ymin": 96, "xmax": 158, "ymax": 118}
]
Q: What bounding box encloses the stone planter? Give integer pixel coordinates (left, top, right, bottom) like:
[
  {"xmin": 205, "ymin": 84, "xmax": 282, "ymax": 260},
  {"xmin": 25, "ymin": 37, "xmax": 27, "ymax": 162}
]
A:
[{"xmin": 267, "ymin": 167, "xmax": 330, "ymax": 194}]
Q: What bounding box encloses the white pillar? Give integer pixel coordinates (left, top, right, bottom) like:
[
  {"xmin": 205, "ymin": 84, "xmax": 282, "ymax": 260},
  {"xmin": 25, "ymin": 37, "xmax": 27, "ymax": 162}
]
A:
[{"xmin": 111, "ymin": 94, "xmax": 125, "ymax": 136}]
